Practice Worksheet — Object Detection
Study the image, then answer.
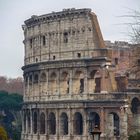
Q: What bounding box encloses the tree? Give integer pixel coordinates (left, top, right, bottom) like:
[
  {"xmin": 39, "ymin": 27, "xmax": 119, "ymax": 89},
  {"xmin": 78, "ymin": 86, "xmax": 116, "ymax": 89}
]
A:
[
  {"xmin": 123, "ymin": 10, "xmax": 140, "ymax": 44},
  {"xmin": 129, "ymin": 132, "xmax": 140, "ymax": 140},
  {"xmin": 0, "ymin": 91, "xmax": 23, "ymax": 140},
  {"xmin": 0, "ymin": 126, "xmax": 8, "ymax": 140}
]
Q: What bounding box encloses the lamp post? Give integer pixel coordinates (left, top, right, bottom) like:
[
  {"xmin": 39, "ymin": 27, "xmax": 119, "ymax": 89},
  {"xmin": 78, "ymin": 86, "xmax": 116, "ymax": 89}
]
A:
[{"xmin": 89, "ymin": 126, "xmax": 101, "ymax": 140}]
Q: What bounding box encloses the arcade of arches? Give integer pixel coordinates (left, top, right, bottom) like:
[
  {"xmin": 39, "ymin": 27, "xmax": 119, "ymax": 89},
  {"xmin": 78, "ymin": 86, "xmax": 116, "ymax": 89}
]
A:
[{"xmin": 23, "ymin": 109, "xmax": 120, "ymax": 137}]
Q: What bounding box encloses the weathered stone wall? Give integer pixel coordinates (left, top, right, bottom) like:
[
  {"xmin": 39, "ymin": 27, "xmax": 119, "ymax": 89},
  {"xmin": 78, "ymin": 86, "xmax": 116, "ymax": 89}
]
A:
[
  {"xmin": 21, "ymin": 8, "xmax": 140, "ymax": 140},
  {"xmin": 23, "ymin": 8, "xmax": 105, "ymax": 65}
]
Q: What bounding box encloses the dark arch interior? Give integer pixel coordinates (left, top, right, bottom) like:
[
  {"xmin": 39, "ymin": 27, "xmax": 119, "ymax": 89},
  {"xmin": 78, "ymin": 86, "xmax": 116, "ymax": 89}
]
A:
[
  {"xmin": 74, "ymin": 112, "xmax": 83, "ymax": 135},
  {"xmin": 131, "ymin": 97, "xmax": 140, "ymax": 114}
]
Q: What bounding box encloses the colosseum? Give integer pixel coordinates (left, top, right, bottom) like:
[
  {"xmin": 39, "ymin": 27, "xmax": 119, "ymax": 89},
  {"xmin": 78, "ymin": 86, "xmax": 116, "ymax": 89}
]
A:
[{"xmin": 21, "ymin": 8, "xmax": 140, "ymax": 140}]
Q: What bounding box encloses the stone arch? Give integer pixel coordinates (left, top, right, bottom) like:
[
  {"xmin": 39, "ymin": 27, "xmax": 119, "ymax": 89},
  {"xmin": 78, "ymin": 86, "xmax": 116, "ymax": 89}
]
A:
[
  {"xmin": 34, "ymin": 73, "xmax": 39, "ymax": 83},
  {"xmin": 50, "ymin": 72, "xmax": 57, "ymax": 81},
  {"xmin": 40, "ymin": 112, "xmax": 45, "ymax": 134},
  {"xmin": 60, "ymin": 112, "xmax": 68, "ymax": 135},
  {"xmin": 48, "ymin": 112, "xmax": 56, "ymax": 135},
  {"xmin": 89, "ymin": 70, "xmax": 97, "ymax": 78},
  {"xmin": 73, "ymin": 70, "xmax": 85, "ymax": 94},
  {"xmin": 131, "ymin": 97, "xmax": 140, "ymax": 114},
  {"xmin": 34, "ymin": 73, "xmax": 39, "ymax": 95},
  {"xmin": 88, "ymin": 70, "xmax": 97, "ymax": 93},
  {"xmin": 60, "ymin": 71, "xmax": 69, "ymax": 94},
  {"xmin": 40, "ymin": 72, "xmax": 47, "ymax": 94},
  {"xmin": 23, "ymin": 111, "xmax": 26, "ymax": 133},
  {"xmin": 94, "ymin": 70, "xmax": 101, "ymax": 93},
  {"xmin": 29, "ymin": 74, "xmax": 33, "ymax": 85},
  {"xmin": 33, "ymin": 111, "xmax": 38, "ymax": 134},
  {"xmin": 27, "ymin": 110, "xmax": 31, "ymax": 133},
  {"xmin": 24, "ymin": 75, "xmax": 28, "ymax": 86},
  {"xmin": 61, "ymin": 71, "xmax": 69, "ymax": 81},
  {"xmin": 88, "ymin": 112, "xmax": 100, "ymax": 131},
  {"xmin": 108, "ymin": 112, "xmax": 120, "ymax": 136},
  {"xmin": 130, "ymin": 97, "xmax": 140, "ymax": 132},
  {"xmin": 49, "ymin": 72, "xmax": 57, "ymax": 94},
  {"xmin": 73, "ymin": 112, "xmax": 83, "ymax": 135},
  {"xmin": 40, "ymin": 72, "xmax": 47, "ymax": 82},
  {"xmin": 75, "ymin": 70, "xmax": 84, "ymax": 79}
]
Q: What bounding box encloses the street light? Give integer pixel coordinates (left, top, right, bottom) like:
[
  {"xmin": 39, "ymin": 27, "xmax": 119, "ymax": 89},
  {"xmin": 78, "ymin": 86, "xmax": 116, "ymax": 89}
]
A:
[{"xmin": 89, "ymin": 126, "xmax": 101, "ymax": 140}]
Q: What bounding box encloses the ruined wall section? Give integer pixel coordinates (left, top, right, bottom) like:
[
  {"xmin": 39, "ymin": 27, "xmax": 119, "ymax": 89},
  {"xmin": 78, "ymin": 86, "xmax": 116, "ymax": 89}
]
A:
[{"xmin": 23, "ymin": 9, "xmax": 105, "ymax": 66}]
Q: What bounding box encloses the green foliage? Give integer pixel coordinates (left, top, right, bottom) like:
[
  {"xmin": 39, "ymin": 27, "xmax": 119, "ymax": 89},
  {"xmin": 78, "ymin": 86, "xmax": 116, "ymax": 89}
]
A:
[
  {"xmin": 0, "ymin": 91, "xmax": 23, "ymax": 140},
  {"xmin": 129, "ymin": 132, "xmax": 140, "ymax": 140},
  {"xmin": 0, "ymin": 91, "xmax": 23, "ymax": 111},
  {"xmin": 0, "ymin": 126, "xmax": 8, "ymax": 140},
  {"xmin": 12, "ymin": 128, "xmax": 21, "ymax": 140}
]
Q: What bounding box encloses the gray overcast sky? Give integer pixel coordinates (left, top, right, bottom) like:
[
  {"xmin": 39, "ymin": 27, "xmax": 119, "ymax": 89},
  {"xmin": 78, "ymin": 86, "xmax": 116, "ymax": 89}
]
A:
[{"xmin": 0, "ymin": 0, "xmax": 139, "ymax": 78}]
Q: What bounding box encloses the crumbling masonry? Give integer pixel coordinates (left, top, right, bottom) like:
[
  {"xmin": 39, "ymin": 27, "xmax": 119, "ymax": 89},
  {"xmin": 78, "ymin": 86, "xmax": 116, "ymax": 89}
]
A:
[{"xmin": 21, "ymin": 8, "xmax": 140, "ymax": 140}]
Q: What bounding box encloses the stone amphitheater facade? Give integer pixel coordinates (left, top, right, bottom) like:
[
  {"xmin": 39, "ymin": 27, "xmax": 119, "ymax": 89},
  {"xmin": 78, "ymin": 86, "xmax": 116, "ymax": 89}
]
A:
[{"xmin": 21, "ymin": 8, "xmax": 140, "ymax": 140}]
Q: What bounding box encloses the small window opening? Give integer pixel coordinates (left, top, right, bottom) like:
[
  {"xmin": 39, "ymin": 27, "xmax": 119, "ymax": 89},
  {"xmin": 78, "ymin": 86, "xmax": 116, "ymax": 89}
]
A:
[
  {"xmin": 43, "ymin": 36, "xmax": 46, "ymax": 46},
  {"xmin": 77, "ymin": 53, "xmax": 81, "ymax": 58},
  {"xmin": 88, "ymin": 27, "xmax": 92, "ymax": 31},
  {"xmin": 30, "ymin": 39, "xmax": 33, "ymax": 48},
  {"xmin": 53, "ymin": 55, "xmax": 56, "ymax": 60},
  {"xmin": 80, "ymin": 79, "xmax": 84, "ymax": 93},
  {"xmin": 36, "ymin": 58, "xmax": 38, "ymax": 62},
  {"xmin": 95, "ymin": 78, "xmax": 101, "ymax": 93},
  {"xmin": 138, "ymin": 59, "xmax": 140, "ymax": 65},
  {"xmin": 72, "ymin": 30, "xmax": 75, "ymax": 35},
  {"xmin": 64, "ymin": 32, "xmax": 68, "ymax": 43},
  {"xmin": 67, "ymin": 79, "xmax": 69, "ymax": 94}
]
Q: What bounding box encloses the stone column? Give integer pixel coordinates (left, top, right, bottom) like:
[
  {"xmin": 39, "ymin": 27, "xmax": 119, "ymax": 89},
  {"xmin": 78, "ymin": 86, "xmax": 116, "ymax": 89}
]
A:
[
  {"xmin": 39, "ymin": 75, "xmax": 41, "ymax": 100},
  {"xmin": 26, "ymin": 110, "xmax": 28, "ymax": 134},
  {"xmin": 84, "ymin": 68, "xmax": 88, "ymax": 95},
  {"xmin": 27, "ymin": 75, "xmax": 29, "ymax": 101},
  {"xmin": 120, "ymin": 106, "xmax": 128, "ymax": 140},
  {"xmin": 100, "ymin": 107, "xmax": 105, "ymax": 138},
  {"xmin": 58, "ymin": 69, "xmax": 60, "ymax": 96},
  {"xmin": 56, "ymin": 109, "xmax": 59, "ymax": 139},
  {"xmin": 101, "ymin": 68, "xmax": 108, "ymax": 93},
  {"xmin": 30, "ymin": 109, "xmax": 33, "ymax": 134},
  {"xmin": 69, "ymin": 108, "xmax": 73, "ymax": 139},
  {"xmin": 83, "ymin": 110, "xmax": 88, "ymax": 140},
  {"xmin": 47, "ymin": 70, "xmax": 49, "ymax": 96},
  {"xmin": 69, "ymin": 69, "xmax": 73, "ymax": 96}
]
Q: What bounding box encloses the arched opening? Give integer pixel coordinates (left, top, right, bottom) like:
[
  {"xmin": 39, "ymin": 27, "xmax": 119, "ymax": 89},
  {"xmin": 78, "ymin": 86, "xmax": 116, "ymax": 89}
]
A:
[
  {"xmin": 131, "ymin": 97, "xmax": 140, "ymax": 114},
  {"xmin": 60, "ymin": 72, "xmax": 69, "ymax": 94},
  {"xmin": 40, "ymin": 72, "xmax": 47, "ymax": 94},
  {"xmin": 131, "ymin": 97, "xmax": 140, "ymax": 131},
  {"xmin": 60, "ymin": 113, "xmax": 68, "ymax": 135},
  {"xmin": 40, "ymin": 73, "xmax": 47, "ymax": 82},
  {"xmin": 63, "ymin": 32, "xmax": 68, "ymax": 43},
  {"xmin": 34, "ymin": 74, "xmax": 39, "ymax": 83},
  {"xmin": 25, "ymin": 76, "xmax": 28, "ymax": 86},
  {"xmin": 108, "ymin": 112, "xmax": 120, "ymax": 136},
  {"xmin": 50, "ymin": 72, "xmax": 57, "ymax": 94},
  {"xmin": 74, "ymin": 112, "xmax": 83, "ymax": 135},
  {"xmin": 74, "ymin": 71, "xmax": 84, "ymax": 94},
  {"xmin": 29, "ymin": 75, "xmax": 32, "ymax": 85},
  {"xmin": 42, "ymin": 35, "xmax": 46, "ymax": 46},
  {"xmin": 94, "ymin": 71, "xmax": 101, "ymax": 93},
  {"xmin": 27, "ymin": 111, "xmax": 31, "ymax": 133},
  {"xmin": 48, "ymin": 112, "xmax": 56, "ymax": 135},
  {"xmin": 90, "ymin": 70, "xmax": 97, "ymax": 78},
  {"xmin": 33, "ymin": 112, "xmax": 38, "ymax": 134},
  {"xmin": 88, "ymin": 70, "xmax": 97, "ymax": 93},
  {"xmin": 88, "ymin": 112, "xmax": 100, "ymax": 132},
  {"xmin": 50, "ymin": 72, "xmax": 57, "ymax": 81},
  {"xmin": 23, "ymin": 113, "xmax": 26, "ymax": 133},
  {"xmin": 40, "ymin": 112, "xmax": 45, "ymax": 134}
]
